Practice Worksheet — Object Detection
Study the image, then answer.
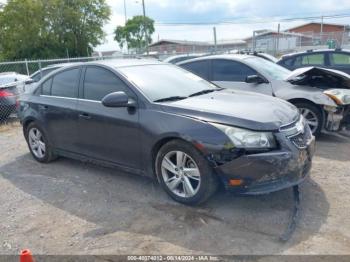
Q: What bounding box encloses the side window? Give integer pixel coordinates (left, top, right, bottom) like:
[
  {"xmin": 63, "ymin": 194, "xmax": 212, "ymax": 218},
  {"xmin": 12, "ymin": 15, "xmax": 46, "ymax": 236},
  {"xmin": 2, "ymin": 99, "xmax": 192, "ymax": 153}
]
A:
[
  {"xmin": 295, "ymin": 53, "xmax": 325, "ymax": 66},
  {"xmin": 212, "ymin": 59, "xmax": 256, "ymax": 82},
  {"xmin": 282, "ymin": 57, "xmax": 295, "ymax": 67},
  {"xmin": 329, "ymin": 53, "xmax": 350, "ymax": 65},
  {"xmin": 42, "ymin": 78, "xmax": 52, "ymax": 95},
  {"xmin": 83, "ymin": 67, "xmax": 129, "ymax": 101},
  {"xmin": 51, "ymin": 68, "xmax": 80, "ymax": 98},
  {"xmin": 180, "ymin": 60, "xmax": 210, "ymax": 80}
]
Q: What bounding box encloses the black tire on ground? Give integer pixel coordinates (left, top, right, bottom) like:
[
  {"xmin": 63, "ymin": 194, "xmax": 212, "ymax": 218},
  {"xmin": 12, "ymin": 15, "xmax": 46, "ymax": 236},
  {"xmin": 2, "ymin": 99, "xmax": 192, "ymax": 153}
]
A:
[
  {"xmin": 293, "ymin": 102, "xmax": 323, "ymax": 137},
  {"xmin": 155, "ymin": 139, "xmax": 218, "ymax": 205},
  {"xmin": 25, "ymin": 122, "xmax": 57, "ymax": 163}
]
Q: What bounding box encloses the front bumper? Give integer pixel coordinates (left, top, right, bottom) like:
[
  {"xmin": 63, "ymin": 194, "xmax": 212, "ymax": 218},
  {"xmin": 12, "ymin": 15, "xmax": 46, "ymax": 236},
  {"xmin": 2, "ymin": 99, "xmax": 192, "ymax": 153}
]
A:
[{"xmin": 214, "ymin": 132, "xmax": 315, "ymax": 195}]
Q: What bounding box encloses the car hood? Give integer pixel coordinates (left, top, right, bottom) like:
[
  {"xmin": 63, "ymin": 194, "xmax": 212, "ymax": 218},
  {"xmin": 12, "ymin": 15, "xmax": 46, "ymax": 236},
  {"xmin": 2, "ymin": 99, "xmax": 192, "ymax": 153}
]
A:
[
  {"xmin": 161, "ymin": 90, "xmax": 299, "ymax": 131},
  {"xmin": 285, "ymin": 66, "xmax": 350, "ymax": 89}
]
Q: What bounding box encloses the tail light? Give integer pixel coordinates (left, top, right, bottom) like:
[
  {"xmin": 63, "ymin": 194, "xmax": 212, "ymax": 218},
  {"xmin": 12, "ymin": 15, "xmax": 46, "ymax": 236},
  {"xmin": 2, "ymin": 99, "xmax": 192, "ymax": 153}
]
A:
[{"xmin": 0, "ymin": 90, "xmax": 14, "ymax": 97}]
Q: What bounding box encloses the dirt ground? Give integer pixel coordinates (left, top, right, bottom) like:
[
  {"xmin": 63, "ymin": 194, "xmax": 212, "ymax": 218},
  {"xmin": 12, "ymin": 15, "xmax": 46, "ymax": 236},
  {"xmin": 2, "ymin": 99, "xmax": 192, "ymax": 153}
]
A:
[{"xmin": 0, "ymin": 122, "xmax": 350, "ymax": 256}]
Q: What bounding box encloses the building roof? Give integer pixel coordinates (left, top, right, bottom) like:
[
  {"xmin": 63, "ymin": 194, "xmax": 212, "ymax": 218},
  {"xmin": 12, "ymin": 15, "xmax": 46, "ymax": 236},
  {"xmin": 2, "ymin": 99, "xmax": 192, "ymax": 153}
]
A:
[
  {"xmin": 149, "ymin": 39, "xmax": 211, "ymax": 47},
  {"xmin": 286, "ymin": 22, "xmax": 349, "ymax": 31},
  {"xmin": 244, "ymin": 30, "xmax": 310, "ymax": 40}
]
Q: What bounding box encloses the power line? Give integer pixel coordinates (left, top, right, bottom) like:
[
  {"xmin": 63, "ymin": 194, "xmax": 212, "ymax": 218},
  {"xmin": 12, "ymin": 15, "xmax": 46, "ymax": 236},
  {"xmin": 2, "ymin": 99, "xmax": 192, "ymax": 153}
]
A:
[{"xmin": 154, "ymin": 13, "xmax": 350, "ymax": 26}]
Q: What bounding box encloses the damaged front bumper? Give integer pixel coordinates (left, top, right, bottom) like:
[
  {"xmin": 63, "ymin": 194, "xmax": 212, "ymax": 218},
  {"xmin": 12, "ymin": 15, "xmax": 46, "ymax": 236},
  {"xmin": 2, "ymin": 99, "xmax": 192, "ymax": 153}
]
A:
[{"xmin": 214, "ymin": 131, "xmax": 315, "ymax": 195}]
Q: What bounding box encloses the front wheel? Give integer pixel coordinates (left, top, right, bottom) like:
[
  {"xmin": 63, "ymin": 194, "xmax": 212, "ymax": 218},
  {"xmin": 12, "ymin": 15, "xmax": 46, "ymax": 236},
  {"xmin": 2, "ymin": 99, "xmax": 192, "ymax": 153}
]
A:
[
  {"xmin": 294, "ymin": 102, "xmax": 323, "ymax": 137},
  {"xmin": 156, "ymin": 140, "xmax": 218, "ymax": 205}
]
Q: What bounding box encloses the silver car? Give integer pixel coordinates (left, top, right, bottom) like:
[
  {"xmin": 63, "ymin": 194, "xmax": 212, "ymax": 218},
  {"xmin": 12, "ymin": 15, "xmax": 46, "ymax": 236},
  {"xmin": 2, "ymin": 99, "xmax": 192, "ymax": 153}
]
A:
[{"xmin": 178, "ymin": 54, "xmax": 350, "ymax": 136}]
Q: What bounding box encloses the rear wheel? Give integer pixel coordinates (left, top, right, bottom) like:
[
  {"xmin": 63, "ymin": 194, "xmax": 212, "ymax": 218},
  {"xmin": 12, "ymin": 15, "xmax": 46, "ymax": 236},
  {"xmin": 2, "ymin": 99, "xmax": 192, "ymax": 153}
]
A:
[
  {"xmin": 293, "ymin": 102, "xmax": 323, "ymax": 136},
  {"xmin": 25, "ymin": 122, "xmax": 57, "ymax": 163},
  {"xmin": 156, "ymin": 140, "xmax": 218, "ymax": 205}
]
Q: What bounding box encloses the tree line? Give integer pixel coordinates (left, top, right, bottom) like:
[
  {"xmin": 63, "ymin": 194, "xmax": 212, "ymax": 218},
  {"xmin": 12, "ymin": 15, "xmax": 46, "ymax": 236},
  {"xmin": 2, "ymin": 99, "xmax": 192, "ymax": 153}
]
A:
[
  {"xmin": 0, "ymin": 0, "xmax": 111, "ymax": 60},
  {"xmin": 0, "ymin": 0, "xmax": 155, "ymax": 61}
]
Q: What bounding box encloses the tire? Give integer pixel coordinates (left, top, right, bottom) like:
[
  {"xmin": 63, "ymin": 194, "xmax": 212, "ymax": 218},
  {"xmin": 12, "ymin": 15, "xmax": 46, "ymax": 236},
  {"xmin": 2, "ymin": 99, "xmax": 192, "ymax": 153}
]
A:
[
  {"xmin": 155, "ymin": 139, "xmax": 218, "ymax": 205},
  {"xmin": 25, "ymin": 122, "xmax": 57, "ymax": 163},
  {"xmin": 293, "ymin": 102, "xmax": 323, "ymax": 137}
]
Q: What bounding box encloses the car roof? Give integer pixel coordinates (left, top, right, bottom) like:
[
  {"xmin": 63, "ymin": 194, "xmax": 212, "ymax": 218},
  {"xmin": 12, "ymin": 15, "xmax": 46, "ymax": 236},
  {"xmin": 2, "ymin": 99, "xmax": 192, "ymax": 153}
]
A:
[
  {"xmin": 280, "ymin": 49, "xmax": 350, "ymax": 59},
  {"xmin": 177, "ymin": 54, "xmax": 255, "ymax": 65},
  {"xmin": 85, "ymin": 58, "xmax": 164, "ymax": 68}
]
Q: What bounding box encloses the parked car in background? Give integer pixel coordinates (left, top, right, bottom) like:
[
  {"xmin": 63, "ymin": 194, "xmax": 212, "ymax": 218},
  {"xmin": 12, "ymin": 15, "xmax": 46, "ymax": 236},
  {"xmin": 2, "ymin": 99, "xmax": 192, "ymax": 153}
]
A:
[
  {"xmin": 19, "ymin": 59, "xmax": 314, "ymax": 205},
  {"xmin": 178, "ymin": 54, "xmax": 350, "ymax": 136},
  {"xmin": 231, "ymin": 50, "xmax": 278, "ymax": 63},
  {"xmin": 163, "ymin": 53, "xmax": 207, "ymax": 64},
  {"xmin": 0, "ymin": 72, "xmax": 25, "ymax": 121},
  {"xmin": 0, "ymin": 72, "xmax": 29, "ymax": 93},
  {"xmin": 25, "ymin": 63, "xmax": 78, "ymax": 93},
  {"xmin": 277, "ymin": 49, "xmax": 350, "ymax": 74}
]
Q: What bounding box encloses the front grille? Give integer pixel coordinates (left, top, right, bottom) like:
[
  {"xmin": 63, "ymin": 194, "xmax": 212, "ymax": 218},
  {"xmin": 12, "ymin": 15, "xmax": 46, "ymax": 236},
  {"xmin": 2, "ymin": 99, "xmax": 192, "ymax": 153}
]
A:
[{"xmin": 288, "ymin": 123, "xmax": 312, "ymax": 149}]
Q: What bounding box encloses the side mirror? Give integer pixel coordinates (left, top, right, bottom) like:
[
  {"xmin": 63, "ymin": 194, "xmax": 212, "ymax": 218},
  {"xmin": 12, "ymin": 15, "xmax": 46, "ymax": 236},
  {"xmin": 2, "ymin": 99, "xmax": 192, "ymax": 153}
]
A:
[
  {"xmin": 25, "ymin": 79, "xmax": 35, "ymax": 85},
  {"xmin": 245, "ymin": 75, "xmax": 266, "ymax": 84},
  {"xmin": 101, "ymin": 91, "xmax": 136, "ymax": 108}
]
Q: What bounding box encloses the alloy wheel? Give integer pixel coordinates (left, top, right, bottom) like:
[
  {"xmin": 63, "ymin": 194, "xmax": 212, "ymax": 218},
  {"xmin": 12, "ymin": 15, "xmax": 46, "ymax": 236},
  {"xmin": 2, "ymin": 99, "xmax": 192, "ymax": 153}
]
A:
[
  {"xmin": 161, "ymin": 150, "xmax": 201, "ymax": 198},
  {"xmin": 299, "ymin": 108, "xmax": 319, "ymax": 134},
  {"xmin": 28, "ymin": 128, "xmax": 46, "ymax": 159}
]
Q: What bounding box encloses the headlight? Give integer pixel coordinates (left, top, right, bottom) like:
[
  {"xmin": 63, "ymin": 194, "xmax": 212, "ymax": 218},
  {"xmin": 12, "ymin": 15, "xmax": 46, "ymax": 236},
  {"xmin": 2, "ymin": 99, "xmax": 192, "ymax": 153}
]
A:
[
  {"xmin": 324, "ymin": 89, "xmax": 350, "ymax": 105},
  {"xmin": 211, "ymin": 123, "xmax": 277, "ymax": 149}
]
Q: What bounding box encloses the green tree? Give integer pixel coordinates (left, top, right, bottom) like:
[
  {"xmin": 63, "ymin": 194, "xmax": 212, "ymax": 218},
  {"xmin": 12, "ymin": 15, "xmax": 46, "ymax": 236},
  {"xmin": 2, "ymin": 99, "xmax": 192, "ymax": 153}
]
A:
[
  {"xmin": 114, "ymin": 15, "xmax": 154, "ymax": 52},
  {"xmin": 0, "ymin": 0, "xmax": 111, "ymax": 60}
]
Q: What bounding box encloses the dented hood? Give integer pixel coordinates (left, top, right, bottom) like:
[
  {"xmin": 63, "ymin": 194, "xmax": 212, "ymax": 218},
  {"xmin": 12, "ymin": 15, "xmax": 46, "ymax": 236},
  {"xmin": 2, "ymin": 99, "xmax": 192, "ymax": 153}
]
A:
[
  {"xmin": 285, "ymin": 66, "xmax": 350, "ymax": 89},
  {"xmin": 161, "ymin": 90, "xmax": 299, "ymax": 131}
]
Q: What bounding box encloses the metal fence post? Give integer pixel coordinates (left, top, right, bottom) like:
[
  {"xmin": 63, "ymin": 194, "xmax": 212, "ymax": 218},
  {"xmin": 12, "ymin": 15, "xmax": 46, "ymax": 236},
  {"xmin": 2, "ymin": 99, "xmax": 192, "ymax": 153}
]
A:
[
  {"xmin": 39, "ymin": 61, "xmax": 42, "ymax": 79},
  {"xmin": 25, "ymin": 59, "xmax": 30, "ymax": 76}
]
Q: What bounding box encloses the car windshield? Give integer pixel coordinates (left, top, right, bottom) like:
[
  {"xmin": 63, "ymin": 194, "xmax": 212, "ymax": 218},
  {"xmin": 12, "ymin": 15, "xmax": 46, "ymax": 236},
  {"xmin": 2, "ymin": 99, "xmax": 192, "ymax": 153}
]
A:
[
  {"xmin": 118, "ymin": 64, "xmax": 219, "ymax": 102},
  {"xmin": 245, "ymin": 57, "xmax": 291, "ymax": 80}
]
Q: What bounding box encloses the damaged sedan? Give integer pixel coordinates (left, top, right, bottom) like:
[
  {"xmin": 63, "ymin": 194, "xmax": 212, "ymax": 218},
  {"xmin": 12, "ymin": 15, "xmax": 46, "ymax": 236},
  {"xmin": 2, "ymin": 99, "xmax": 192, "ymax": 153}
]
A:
[
  {"xmin": 19, "ymin": 59, "xmax": 314, "ymax": 205},
  {"xmin": 178, "ymin": 55, "xmax": 350, "ymax": 136}
]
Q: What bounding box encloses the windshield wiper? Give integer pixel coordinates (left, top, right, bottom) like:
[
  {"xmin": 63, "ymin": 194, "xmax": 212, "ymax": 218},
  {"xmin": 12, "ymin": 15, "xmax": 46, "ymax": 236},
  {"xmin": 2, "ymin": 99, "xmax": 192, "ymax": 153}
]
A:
[
  {"xmin": 189, "ymin": 88, "xmax": 224, "ymax": 97},
  {"xmin": 154, "ymin": 96, "xmax": 187, "ymax": 103}
]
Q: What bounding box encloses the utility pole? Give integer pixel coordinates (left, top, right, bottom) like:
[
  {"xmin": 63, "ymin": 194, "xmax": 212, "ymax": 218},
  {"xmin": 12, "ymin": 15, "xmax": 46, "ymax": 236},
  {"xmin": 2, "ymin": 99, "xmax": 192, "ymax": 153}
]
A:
[
  {"xmin": 213, "ymin": 27, "xmax": 217, "ymax": 54},
  {"xmin": 276, "ymin": 23, "xmax": 280, "ymax": 55},
  {"xmin": 123, "ymin": 0, "xmax": 128, "ymax": 54},
  {"xmin": 123, "ymin": 0, "xmax": 127, "ymax": 24},
  {"xmin": 142, "ymin": 0, "xmax": 149, "ymax": 55},
  {"xmin": 320, "ymin": 15, "xmax": 324, "ymax": 44}
]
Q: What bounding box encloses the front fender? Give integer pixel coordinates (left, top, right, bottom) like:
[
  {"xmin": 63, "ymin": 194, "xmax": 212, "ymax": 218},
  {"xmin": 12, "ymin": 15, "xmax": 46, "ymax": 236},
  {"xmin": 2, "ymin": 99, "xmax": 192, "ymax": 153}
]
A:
[{"xmin": 274, "ymin": 84, "xmax": 337, "ymax": 107}]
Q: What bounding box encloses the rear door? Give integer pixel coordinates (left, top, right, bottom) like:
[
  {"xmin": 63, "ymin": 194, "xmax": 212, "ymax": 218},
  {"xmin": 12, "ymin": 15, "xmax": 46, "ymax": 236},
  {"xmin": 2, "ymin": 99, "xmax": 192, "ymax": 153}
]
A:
[
  {"xmin": 76, "ymin": 65, "xmax": 141, "ymax": 169},
  {"xmin": 211, "ymin": 59, "xmax": 273, "ymax": 95},
  {"xmin": 327, "ymin": 52, "xmax": 350, "ymax": 74},
  {"xmin": 38, "ymin": 67, "xmax": 81, "ymax": 152}
]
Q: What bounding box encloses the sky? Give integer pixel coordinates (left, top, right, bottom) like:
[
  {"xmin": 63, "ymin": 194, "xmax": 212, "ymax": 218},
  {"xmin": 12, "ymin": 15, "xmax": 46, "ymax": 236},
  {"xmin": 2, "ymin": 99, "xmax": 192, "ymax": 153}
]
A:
[
  {"xmin": 1, "ymin": 0, "xmax": 350, "ymax": 52},
  {"xmin": 98, "ymin": 0, "xmax": 350, "ymax": 51}
]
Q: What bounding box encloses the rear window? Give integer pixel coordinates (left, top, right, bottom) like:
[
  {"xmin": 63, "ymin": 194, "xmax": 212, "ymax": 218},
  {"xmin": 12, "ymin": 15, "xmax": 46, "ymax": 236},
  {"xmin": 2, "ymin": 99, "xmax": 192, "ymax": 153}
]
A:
[
  {"xmin": 51, "ymin": 68, "xmax": 80, "ymax": 98},
  {"xmin": 329, "ymin": 53, "xmax": 350, "ymax": 65},
  {"xmin": 295, "ymin": 53, "xmax": 325, "ymax": 66},
  {"xmin": 42, "ymin": 78, "xmax": 52, "ymax": 95}
]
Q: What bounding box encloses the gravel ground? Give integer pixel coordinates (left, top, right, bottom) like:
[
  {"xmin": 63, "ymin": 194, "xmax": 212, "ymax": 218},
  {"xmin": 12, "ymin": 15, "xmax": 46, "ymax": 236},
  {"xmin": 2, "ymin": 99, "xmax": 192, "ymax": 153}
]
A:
[{"xmin": 0, "ymin": 123, "xmax": 349, "ymax": 255}]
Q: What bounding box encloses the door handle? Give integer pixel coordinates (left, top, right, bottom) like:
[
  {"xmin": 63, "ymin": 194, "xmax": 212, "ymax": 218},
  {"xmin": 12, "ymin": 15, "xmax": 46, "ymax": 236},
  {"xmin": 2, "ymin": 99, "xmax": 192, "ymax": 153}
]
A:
[{"xmin": 79, "ymin": 113, "xmax": 91, "ymax": 120}]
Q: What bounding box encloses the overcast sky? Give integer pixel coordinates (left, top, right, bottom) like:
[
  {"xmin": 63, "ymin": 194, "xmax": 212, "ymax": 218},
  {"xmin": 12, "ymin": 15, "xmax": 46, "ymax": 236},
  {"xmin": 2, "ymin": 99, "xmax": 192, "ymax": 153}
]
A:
[{"xmin": 97, "ymin": 0, "xmax": 350, "ymax": 51}]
